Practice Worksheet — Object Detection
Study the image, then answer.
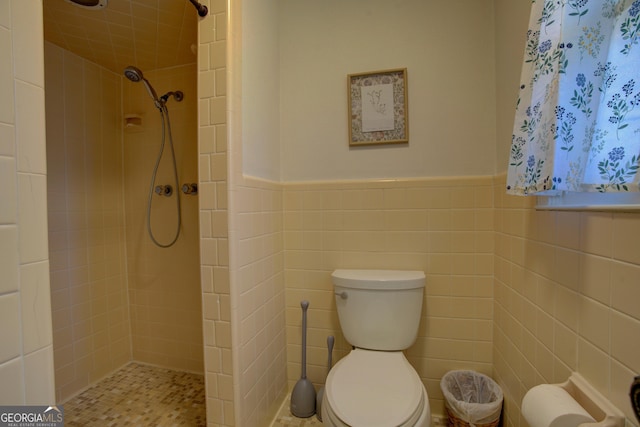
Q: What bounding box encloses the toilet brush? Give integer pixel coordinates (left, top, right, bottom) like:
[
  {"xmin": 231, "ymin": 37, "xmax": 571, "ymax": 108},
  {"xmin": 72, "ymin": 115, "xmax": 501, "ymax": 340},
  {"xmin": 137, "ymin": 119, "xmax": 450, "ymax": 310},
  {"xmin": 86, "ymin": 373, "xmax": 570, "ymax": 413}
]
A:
[
  {"xmin": 316, "ymin": 335, "xmax": 334, "ymax": 422},
  {"xmin": 290, "ymin": 300, "xmax": 316, "ymax": 417}
]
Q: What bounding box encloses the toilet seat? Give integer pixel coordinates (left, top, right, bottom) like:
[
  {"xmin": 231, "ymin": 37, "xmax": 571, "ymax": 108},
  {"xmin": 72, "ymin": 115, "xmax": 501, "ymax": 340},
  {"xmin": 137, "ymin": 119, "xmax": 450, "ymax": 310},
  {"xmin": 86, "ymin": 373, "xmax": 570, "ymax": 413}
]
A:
[{"xmin": 324, "ymin": 349, "xmax": 427, "ymax": 427}]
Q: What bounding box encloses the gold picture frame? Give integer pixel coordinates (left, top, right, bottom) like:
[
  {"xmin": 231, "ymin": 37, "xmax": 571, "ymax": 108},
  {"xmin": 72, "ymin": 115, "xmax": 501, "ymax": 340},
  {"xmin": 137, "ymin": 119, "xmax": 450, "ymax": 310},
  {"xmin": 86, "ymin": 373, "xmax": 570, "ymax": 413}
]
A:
[{"xmin": 347, "ymin": 68, "xmax": 408, "ymax": 146}]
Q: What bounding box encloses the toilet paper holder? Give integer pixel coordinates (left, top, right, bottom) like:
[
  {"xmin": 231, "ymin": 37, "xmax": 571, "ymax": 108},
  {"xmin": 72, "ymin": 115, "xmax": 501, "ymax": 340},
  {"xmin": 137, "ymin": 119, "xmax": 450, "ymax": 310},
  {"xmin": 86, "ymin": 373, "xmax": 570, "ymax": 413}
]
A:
[{"xmin": 525, "ymin": 372, "xmax": 624, "ymax": 427}]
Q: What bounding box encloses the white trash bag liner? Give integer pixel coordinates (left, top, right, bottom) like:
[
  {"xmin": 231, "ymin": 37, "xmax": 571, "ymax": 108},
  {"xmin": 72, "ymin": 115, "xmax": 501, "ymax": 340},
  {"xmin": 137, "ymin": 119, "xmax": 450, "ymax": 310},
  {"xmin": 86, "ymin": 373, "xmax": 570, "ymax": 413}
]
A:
[{"xmin": 440, "ymin": 370, "xmax": 503, "ymax": 426}]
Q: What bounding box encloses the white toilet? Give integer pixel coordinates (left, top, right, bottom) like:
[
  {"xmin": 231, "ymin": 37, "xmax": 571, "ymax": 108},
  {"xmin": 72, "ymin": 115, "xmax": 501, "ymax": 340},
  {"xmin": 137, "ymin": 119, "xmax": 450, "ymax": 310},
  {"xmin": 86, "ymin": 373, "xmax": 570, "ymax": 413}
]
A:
[{"xmin": 322, "ymin": 269, "xmax": 430, "ymax": 427}]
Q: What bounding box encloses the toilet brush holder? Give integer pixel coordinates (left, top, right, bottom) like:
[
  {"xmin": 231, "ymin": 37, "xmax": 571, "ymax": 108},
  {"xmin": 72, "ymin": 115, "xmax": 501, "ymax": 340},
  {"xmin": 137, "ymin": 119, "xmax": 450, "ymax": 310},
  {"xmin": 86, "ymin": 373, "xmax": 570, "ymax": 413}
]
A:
[
  {"xmin": 316, "ymin": 335, "xmax": 334, "ymax": 421},
  {"xmin": 291, "ymin": 300, "xmax": 315, "ymax": 417}
]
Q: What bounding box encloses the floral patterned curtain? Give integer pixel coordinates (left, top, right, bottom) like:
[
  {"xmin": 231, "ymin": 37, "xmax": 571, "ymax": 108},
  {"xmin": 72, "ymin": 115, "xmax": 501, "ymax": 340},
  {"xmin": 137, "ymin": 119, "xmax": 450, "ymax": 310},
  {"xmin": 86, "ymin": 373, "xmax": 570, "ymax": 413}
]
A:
[{"xmin": 507, "ymin": 0, "xmax": 640, "ymax": 195}]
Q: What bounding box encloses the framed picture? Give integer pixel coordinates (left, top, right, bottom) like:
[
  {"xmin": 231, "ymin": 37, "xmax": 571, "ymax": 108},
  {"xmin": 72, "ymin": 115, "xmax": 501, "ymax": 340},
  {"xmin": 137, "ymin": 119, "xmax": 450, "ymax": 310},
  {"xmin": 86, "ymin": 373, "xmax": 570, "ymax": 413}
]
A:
[{"xmin": 347, "ymin": 68, "xmax": 408, "ymax": 146}]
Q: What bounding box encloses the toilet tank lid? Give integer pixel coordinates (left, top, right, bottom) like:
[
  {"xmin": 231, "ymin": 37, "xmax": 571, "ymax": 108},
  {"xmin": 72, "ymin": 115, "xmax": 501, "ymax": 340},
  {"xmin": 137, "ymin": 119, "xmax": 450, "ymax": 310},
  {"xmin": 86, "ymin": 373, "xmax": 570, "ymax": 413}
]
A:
[{"xmin": 332, "ymin": 269, "xmax": 425, "ymax": 290}]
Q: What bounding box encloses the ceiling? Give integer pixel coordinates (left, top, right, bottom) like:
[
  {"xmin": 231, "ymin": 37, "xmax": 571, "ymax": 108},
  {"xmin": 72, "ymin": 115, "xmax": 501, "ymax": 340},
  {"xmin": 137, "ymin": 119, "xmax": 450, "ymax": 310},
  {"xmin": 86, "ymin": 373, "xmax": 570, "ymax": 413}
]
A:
[{"xmin": 43, "ymin": 0, "xmax": 198, "ymax": 75}]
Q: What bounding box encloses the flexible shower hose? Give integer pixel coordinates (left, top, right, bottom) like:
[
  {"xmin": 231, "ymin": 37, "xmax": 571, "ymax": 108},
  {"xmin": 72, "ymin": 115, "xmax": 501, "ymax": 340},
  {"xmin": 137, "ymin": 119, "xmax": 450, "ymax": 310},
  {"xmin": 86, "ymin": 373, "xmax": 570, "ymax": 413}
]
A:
[{"xmin": 146, "ymin": 104, "xmax": 181, "ymax": 248}]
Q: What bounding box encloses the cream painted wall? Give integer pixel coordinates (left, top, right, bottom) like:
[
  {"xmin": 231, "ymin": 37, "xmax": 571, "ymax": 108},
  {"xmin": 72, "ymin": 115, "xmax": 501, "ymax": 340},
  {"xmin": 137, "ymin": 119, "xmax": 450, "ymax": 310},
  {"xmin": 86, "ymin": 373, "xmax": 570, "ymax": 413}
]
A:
[
  {"xmin": 278, "ymin": 0, "xmax": 497, "ymax": 181},
  {"xmin": 0, "ymin": 0, "xmax": 56, "ymax": 405},
  {"xmin": 494, "ymin": 0, "xmax": 530, "ymax": 174},
  {"xmin": 241, "ymin": 0, "xmax": 281, "ymax": 181}
]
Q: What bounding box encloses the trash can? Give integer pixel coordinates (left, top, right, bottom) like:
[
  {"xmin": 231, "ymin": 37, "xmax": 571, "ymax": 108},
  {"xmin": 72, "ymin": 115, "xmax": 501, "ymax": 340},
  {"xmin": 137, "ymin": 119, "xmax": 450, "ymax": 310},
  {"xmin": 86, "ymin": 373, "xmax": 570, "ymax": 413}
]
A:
[{"xmin": 440, "ymin": 370, "xmax": 503, "ymax": 427}]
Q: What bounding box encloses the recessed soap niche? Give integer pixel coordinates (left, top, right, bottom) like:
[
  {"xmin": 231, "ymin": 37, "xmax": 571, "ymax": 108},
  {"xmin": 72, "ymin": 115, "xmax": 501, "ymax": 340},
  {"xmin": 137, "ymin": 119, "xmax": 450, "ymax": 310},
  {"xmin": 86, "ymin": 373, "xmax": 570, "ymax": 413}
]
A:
[{"xmin": 124, "ymin": 114, "xmax": 143, "ymax": 130}]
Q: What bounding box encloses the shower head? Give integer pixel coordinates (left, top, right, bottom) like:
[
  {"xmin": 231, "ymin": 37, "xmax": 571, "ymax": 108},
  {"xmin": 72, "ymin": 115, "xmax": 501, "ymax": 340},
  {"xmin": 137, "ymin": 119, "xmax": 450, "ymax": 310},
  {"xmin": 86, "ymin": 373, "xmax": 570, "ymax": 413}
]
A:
[
  {"xmin": 124, "ymin": 66, "xmax": 162, "ymax": 110},
  {"xmin": 64, "ymin": 0, "xmax": 108, "ymax": 9},
  {"xmin": 124, "ymin": 66, "xmax": 144, "ymax": 83}
]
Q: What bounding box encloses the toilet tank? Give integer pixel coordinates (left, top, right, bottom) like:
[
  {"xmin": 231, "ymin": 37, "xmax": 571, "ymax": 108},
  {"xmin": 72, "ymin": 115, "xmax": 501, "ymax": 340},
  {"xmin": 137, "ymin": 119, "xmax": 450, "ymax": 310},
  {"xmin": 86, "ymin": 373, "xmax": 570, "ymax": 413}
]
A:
[{"xmin": 332, "ymin": 269, "xmax": 425, "ymax": 351}]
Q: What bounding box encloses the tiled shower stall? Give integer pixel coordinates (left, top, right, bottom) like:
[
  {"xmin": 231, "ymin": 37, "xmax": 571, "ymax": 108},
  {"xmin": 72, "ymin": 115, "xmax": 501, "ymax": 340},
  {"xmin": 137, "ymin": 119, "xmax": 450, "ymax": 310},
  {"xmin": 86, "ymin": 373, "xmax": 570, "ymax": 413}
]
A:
[{"xmin": 45, "ymin": 44, "xmax": 203, "ymax": 401}]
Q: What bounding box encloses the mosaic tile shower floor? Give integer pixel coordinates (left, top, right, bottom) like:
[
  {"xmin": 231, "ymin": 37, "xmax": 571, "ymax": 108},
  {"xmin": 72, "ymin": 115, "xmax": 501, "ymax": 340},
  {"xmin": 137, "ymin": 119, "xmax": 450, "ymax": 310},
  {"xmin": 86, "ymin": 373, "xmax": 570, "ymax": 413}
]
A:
[{"xmin": 63, "ymin": 362, "xmax": 205, "ymax": 426}]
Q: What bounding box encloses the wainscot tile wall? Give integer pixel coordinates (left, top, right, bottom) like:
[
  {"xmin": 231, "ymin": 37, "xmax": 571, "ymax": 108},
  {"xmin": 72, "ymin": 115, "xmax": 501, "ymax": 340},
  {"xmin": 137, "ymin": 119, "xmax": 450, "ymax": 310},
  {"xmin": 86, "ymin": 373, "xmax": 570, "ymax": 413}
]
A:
[
  {"xmin": 493, "ymin": 174, "xmax": 640, "ymax": 427},
  {"xmin": 281, "ymin": 176, "xmax": 496, "ymax": 415}
]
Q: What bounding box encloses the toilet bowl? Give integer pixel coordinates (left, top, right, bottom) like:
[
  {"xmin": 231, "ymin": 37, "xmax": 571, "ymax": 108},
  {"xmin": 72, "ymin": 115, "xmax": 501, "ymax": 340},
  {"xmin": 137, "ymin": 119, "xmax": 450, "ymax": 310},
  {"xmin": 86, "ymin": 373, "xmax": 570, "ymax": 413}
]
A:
[
  {"xmin": 322, "ymin": 349, "xmax": 430, "ymax": 427},
  {"xmin": 322, "ymin": 270, "xmax": 430, "ymax": 427}
]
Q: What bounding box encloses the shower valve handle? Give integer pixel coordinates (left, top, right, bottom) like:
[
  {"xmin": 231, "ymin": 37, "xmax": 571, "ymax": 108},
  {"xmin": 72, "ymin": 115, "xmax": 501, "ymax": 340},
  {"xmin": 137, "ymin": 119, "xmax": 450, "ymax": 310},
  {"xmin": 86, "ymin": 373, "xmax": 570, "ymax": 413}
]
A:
[
  {"xmin": 182, "ymin": 183, "xmax": 198, "ymax": 195},
  {"xmin": 155, "ymin": 185, "xmax": 173, "ymax": 196}
]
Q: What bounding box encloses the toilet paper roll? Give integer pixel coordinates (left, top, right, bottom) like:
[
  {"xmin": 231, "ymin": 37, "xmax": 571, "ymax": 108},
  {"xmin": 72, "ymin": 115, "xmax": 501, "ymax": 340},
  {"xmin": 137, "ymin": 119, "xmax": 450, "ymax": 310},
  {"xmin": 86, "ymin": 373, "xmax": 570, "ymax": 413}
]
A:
[{"xmin": 522, "ymin": 384, "xmax": 596, "ymax": 427}]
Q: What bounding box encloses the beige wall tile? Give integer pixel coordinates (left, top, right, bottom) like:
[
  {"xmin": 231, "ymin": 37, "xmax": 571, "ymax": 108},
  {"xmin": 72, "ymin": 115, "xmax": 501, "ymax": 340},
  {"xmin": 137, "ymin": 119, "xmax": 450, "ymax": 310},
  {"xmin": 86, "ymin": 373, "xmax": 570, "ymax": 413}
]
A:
[
  {"xmin": 611, "ymin": 261, "xmax": 640, "ymax": 320},
  {"xmin": 0, "ymin": 293, "xmax": 21, "ymax": 363},
  {"xmin": 554, "ymin": 322, "xmax": 577, "ymax": 370},
  {"xmin": 0, "ymin": 358, "xmax": 24, "ymax": 405},
  {"xmin": 15, "ymin": 82, "xmax": 46, "ymax": 175},
  {"xmin": 578, "ymin": 338, "xmax": 610, "ymax": 393},
  {"xmin": 0, "ymin": 157, "xmax": 18, "ymax": 224},
  {"xmin": 45, "ymin": 45, "xmax": 135, "ymax": 401},
  {"xmin": 613, "ymin": 213, "xmax": 640, "ymax": 265},
  {"xmin": 580, "ymin": 213, "xmax": 613, "ymax": 257},
  {"xmin": 20, "ymin": 261, "xmax": 53, "ymax": 354},
  {"xmin": 580, "ymin": 254, "xmax": 612, "ymax": 304},
  {"xmin": 18, "ymin": 174, "xmax": 48, "ymax": 264},
  {"xmin": 0, "ymin": 30, "xmax": 14, "ymax": 125},
  {"xmin": 556, "ymin": 212, "xmax": 581, "ymax": 250},
  {"xmin": 0, "ymin": 123, "xmax": 15, "ymax": 159},
  {"xmin": 555, "ymin": 285, "xmax": 579, "ymax": 332},
  {"xmin": 11, "ymin": 0, "xmax": 44, "ymax": 87},
  {"xmin": 611, "ymin": 360, "xmax": 638, "ymax": 422},
  {"xmin": 553, "ymin": 248, "xmax": 580, "ymax": 291},
  {"xmin": 611, "ymin": 311, "xmax": 640, "ymax": 373},
  {"xmin": 493, "ymin": 174, "xmax": 640, "ymax": 427},
  {"xmin": 579, "ymin": 296, "xmax": 610, "ymax": 352},
  {"xmin": 0, "ymin": 226, "xmax": 19, "ymax": 294},
  {"xmin": 23, "ymin": 346, "xmax": 55, "ymax": 404}
]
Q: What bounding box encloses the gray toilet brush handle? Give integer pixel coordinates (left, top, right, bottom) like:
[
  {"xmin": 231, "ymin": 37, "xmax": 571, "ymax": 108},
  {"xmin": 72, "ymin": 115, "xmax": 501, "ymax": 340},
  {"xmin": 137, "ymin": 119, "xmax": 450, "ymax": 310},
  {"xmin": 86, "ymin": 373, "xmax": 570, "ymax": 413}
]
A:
[
  {"xmin": 301, "ymin": 300, "xmax": 309, "ymax": 379},
  {"xmin": 291, "ymin": 300, "xmax": 315, "ymax": 418},
  {"xmin": 327, "ymin": 335, "xmax": 334, "ymax": 369}
]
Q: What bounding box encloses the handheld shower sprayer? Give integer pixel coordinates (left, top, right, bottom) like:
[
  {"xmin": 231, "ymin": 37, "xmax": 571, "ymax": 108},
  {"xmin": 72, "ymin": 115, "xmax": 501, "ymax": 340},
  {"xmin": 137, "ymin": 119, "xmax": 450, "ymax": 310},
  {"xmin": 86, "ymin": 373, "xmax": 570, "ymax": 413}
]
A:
[
  {"xmin": 123, "ymin": 66, "xmax": 185, "ymax": 248},
  {"xmin": 124, "ymin": 66, "xmax": 184, "ymax": 110},
  {"xmin": 124, "ymin": 66, "xmax": 162, "ymax": 110}
]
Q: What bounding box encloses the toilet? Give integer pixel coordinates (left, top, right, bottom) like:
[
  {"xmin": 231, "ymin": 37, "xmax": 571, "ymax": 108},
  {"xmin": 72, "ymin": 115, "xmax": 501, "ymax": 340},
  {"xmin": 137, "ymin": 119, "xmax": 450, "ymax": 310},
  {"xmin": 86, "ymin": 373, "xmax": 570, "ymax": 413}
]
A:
[{"xmin": 322, "ymin": 269, "xmax": 430, "ymax": 427}]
